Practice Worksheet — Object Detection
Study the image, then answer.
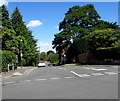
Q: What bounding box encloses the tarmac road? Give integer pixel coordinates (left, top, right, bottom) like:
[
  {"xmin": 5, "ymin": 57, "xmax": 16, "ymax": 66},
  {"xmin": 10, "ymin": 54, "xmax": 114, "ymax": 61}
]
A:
[{"xmin": 2, "ymin": 65, "xmax": 119, "ymax": 99}]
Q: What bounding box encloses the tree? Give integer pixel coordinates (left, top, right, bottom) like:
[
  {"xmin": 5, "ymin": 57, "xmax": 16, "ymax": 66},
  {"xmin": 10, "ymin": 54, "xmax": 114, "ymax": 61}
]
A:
[
  {"xmin": 59, "ymin": 4, "xmax": 101, "ymax": 38},
  {"xmin": 85, "ymin": 29, "xmax": 120, "ymax": 51},
  {"xmin": 47, "ymin": 52, "xmax": 59, "ymax": 64},
  {"xmin": 1, "ymin": 5, "xmax": 12, "ymax": 29},
  {"xmin": 47, "ymin": 50, "xmax": 55, "ymax": 55},
  {"xmin": 2, "ymin": 27, "xmax": 16, "ymax": 50},
  {"xmin": 52, "ymin": 4, "xmax": 101, "ymax": 63},
  {"xmin": 2, "ymin": 50, "xmax": 17, "ymax": 72},
  {"xmin": 94, "ymin": 20, "xmax": 119, "ymax": 30},
  {"xmin": 52, "ymin": 4, "xmax": 120, "ymax": 64},
  {"xmin": 10, "ymin": 7, "xmax": 38, "ymax": 66},
  {"xmin": 11, "ymin": 7, "xmax": 26, "ymax": 36},
  {"xmin": 39, "ymin": 52, "xmax": 47, "ymax": 61}
]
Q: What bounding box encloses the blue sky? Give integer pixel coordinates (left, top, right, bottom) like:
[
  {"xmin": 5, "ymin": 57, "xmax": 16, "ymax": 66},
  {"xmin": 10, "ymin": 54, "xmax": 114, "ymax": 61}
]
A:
[{"xmin": 2, "ymin": 2, "xmax": 119, "ymax": 52}]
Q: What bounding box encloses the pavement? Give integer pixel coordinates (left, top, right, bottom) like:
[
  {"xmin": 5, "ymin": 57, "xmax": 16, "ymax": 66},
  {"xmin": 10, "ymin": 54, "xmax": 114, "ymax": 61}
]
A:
[{"xmin": 2, "ymin": 66, "xmax": 37, "ymax": 79}]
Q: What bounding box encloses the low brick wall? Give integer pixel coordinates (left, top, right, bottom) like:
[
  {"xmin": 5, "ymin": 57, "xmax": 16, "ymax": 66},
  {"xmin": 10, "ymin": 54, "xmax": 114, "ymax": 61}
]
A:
[
  {"xmin": 75, "ymin": 53, "xmax": 98, "ymax": 64},
  {"xmin": 74, "ymin": 53, "xmax": 120, "ymax": 65}
]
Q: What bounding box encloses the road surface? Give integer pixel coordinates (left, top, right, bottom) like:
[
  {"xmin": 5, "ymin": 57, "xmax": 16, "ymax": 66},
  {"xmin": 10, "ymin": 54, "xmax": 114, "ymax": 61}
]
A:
[{"xmin": 2, "ymin": 65, "xmax": 119, "ymax": 99}]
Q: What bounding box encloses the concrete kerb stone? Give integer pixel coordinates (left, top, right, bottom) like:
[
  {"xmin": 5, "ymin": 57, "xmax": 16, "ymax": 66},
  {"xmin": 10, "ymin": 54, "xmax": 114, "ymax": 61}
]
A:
[{"xmin": 61, "ymin": 65, "xmax": 119, "ymax": 68}]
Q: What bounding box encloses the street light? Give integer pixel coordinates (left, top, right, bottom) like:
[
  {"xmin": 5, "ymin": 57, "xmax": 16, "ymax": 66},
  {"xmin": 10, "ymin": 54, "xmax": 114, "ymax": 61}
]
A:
[{"xmin": 20, "ymin": 39, "xmax": 23, "ymax": 67}]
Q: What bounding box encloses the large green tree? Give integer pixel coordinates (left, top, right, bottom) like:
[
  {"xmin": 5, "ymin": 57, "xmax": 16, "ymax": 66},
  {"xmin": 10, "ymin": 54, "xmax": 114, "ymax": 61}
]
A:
[
  {"xmin": 52, "ymin": 4, "xmax": 101, "ymax": 63},
  {"xmin": 85, "ymin": 29, "xmax": 120, "ymax": 51},
  {"xmin": 11, "ymin": 7, "xmax": 38, "ymax": 66},
  {"xmin": 52, "ymin": 4, "xmax": 120, "ymax": 64},
  {"xmin": 1, "ymin": 5, "xmax": 12, "ymax": 29}
]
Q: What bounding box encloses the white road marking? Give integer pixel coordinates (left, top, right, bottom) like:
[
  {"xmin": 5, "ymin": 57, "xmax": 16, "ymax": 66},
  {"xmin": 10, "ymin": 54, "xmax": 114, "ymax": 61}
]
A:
[
  {"xmin": 71, "ymin": 71, "xmax": 82, "ymax": 77},
  {"xmin": 105, "ymin": 72, "xmax": 118, "ymax": 75},
  {"xmin": 24, "ymin": 80, "xmax": 31, "ymax": 82},
  {"xmin": 71, "ymin": 71, "xmax": 90, "ymax": 77},
  {"xmin": 50, "ymin": 78, "xmax": 60, "ymax": 80},
  {"xmin": 65, "ymin": 76, "xmax": 74, "ymax": 79},
  {"xmin": 79, "ymin": 74, "xmax": 91, "ymax": 77},
  {"xmin": 82, "ymin": 67, "xmax": 107, "ymax": 71},
  {"xmin": 35, "ymin": 79, "xmax": 47, "ymax": 81},
  {"xmin": 91, "ymin": 73, "xmax": 104, "ymax": 76},
  {"xmin": 91, "ymin": 68, "xmax": 107, "ymax": 71}
]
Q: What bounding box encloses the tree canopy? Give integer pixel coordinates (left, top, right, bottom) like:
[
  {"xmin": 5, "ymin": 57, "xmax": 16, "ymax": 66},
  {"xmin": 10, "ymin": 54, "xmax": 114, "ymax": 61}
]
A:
[
  {"xmin": 52, "ymin": 4, "xmax": 120, "ymax": 64},
  {"xmin": 1, "ymin": 5, "xmax": 38, "ymax": 71}
]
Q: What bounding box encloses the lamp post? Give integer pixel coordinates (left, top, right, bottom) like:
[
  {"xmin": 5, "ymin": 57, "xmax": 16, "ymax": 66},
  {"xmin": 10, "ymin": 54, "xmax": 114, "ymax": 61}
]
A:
[{"xmin": 20, "ymin": 39, "xmax": 23, "ymax": 67}]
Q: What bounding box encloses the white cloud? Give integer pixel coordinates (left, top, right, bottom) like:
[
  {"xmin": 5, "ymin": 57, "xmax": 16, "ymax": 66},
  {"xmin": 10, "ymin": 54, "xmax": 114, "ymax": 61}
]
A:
[
  {"xmin": 0, "ymin": 0, "xmax": 8, "ymax": 6},
  {"xmin": 37, "ymin": 42, "xmax": 51, "ymax": 47},
  {"xmin": 36, "ymin": 42, "xmax": 56, "ymax": 53},
  {"xmin": 27, "ymin": 20, "xmax": 42, "ymax": 27},
  {"xmin": 54, "ymin": 26, "xmax": 59, "ymax": 29}
]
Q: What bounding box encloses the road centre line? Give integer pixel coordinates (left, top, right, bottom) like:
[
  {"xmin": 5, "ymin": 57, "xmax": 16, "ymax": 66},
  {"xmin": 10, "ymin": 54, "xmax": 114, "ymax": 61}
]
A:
[
  {"xmin": 50, "ymin": 78, "xmax": 60, "ymax": 80},
  {"xmin": 24, "ymin": 80, "xmax": 31, "ymax": 82},
  {"xmin": 91, "ymin": 73, "xmax": 104, "ymax": 76},
  {"xmin": 79, "ymin": 74, "xmax": 91, "ymax": 77},
  {"xmin": 35, "ymin": 79, "xmax": 47, "ymax": 81},
  {"xmin": 65, "ymin": 76, "xmax": 75, "ymax": 79}
]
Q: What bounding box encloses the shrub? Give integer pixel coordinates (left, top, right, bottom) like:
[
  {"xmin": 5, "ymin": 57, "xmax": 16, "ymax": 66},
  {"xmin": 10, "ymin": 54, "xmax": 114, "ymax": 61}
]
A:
[{"xmin": 2, "ymin": 50, "xmax": 17, "ymax": 72}]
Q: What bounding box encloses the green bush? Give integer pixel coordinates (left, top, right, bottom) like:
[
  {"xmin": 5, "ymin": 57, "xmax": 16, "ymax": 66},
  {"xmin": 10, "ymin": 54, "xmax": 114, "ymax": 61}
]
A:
[
  {"xmin": 2, "ymin": 50, "xmax": 17, "ymax": 72},
  {"xmin": 47, "ymin": 53, "xmax": 59, "ymax": 64}
]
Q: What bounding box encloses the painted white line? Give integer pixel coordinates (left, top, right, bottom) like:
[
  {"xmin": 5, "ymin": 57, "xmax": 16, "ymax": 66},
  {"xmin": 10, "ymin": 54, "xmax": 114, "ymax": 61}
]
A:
[
  {"xmin": 35, "ymin": 79, "xmax": 47, "ymax": 81},
  {"xmin": 91, "ymin": 73, "xmax": 104, "ymax": 76},
  {"xmin": 65, "ymin": 76, "xmax": 74, "ymax": 79},
  {"xmin": 24, "ymin": 80, "xmax": 31, "ymax": 82},
  {"xmin": 71, "ymin": 71, "xmax": 82, "ymax": 77},
  {"xmin": 71, "ymin": 71, "xmax": 90, "ymax": 77},
  {"xmin": 80, "ymin": 74, "xmax": 91, "ymax": 77},
  {"xmin": 50, "ymin": 78, "xmax": 60, "ymax": 80},
  {"xmin": 91, "ymin": 68, "xmax": 107, "ymax": 71},
  {"xmin": 105, "ymin": 72, "xmax": 118, "ymax": 75}
]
